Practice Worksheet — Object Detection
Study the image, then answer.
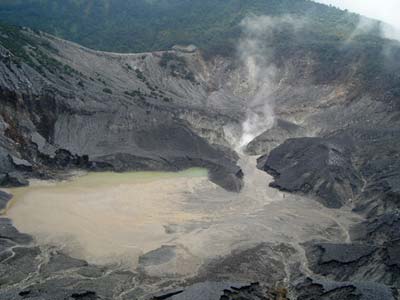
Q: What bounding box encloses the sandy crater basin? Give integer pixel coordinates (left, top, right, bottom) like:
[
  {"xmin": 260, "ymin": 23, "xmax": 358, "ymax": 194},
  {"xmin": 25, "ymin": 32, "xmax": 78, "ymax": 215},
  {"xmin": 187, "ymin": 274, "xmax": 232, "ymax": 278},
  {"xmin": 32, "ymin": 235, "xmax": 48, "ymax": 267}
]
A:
[
  {"xmin": 4, "ymin": 169, "xmax": 209, "ymax": 270},
  {"xmin": 3, "ymin": 157, "xmax": 360, "ymax": 278}
]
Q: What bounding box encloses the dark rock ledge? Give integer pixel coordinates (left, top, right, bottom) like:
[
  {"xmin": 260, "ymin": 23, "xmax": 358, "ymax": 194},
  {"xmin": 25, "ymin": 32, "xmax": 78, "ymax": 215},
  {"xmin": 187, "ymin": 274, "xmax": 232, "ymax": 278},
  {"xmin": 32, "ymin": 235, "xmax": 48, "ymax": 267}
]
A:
[
  {"xmin": 256, "ymin": 127, "xmax": 400, "ymax": 300},
  {"xmin": 0, "ymin": 190, "xmax": 12, "ymax": 212},
  {"xmin": 0, "ymin": 217, "xmax": 139, "ymax": 300},
  {"xmin": 295, "ymin": 278, "xmax": 398, "ymax": 300},
  {"xmin": 257, "ymin": 135, "xmax": 362, "ymax": 208}
]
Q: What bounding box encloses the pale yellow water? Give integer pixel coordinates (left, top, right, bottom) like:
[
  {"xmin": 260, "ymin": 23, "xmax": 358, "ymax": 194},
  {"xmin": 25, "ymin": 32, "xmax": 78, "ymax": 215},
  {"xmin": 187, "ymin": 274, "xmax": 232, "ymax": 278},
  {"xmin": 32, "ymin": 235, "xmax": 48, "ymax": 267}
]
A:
[{"xmin": 4, "ymin": 169, "xmax": 209, "ymax": 268}]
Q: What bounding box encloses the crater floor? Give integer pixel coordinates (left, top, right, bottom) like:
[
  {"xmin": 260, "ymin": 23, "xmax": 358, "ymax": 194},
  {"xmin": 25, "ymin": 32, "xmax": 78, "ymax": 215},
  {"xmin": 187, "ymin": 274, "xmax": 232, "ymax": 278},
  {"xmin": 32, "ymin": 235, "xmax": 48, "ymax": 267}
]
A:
[{"xmin": 3, "ymin": 157, "xmax": 361, "ymax": 284}]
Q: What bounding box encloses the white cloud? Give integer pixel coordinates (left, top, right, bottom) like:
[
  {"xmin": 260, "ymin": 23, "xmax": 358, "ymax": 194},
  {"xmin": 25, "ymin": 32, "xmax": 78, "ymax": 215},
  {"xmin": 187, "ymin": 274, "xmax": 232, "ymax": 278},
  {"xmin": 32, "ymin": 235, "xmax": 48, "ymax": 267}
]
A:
[{"xmin": 314, "ymin": 0, "xmax": 400, "ymax": 30}]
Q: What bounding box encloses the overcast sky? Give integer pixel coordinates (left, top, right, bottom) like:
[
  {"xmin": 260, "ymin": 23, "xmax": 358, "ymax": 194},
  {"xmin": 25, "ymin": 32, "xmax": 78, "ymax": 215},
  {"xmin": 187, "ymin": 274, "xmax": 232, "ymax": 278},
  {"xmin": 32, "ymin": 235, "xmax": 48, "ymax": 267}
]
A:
[{"xmin": 315, "ymin": 0, "xmax": 400, "ymax": 29}]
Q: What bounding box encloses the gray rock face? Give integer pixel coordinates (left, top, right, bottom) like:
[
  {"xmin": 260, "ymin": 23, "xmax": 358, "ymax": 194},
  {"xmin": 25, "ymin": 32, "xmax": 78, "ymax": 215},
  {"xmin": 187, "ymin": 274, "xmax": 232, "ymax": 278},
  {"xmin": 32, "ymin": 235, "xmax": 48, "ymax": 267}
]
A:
[
  {"xmin": 0, "ymin": 246, "xmax": 41, "ymax": 286},
  {"xmin": 139, "ymin": 245, "xmax": 176, "ymax": 267},
  {"xmin": 258, "ymin": 136, "xmax": 362, "ymax": 208},
  {"xmin": 258, "ymin": 128, "xmax": 400, "ymax": 213},
  {"xmin": 0, "ymin": 27, "xmax": 245, "ymax": 191},
  {"xmin": 316, "ymin": 243, "xmax": 377, "ymax": 264},
  {"xmin": 0, "ymin": 191, "xmax": 11, "ymax": 211},
  {"xmin": 152, "ymin": 282, "xmax": 288, "ymax": 300},
  {"xmin": 246, "ymin": 119, "xmax": 306, "ymax": 156},
  {"xmin": 0, "ymin": 152, "xmax": 13, "ymax": 175},
  {"xmin": 10, "ymin": 155, "xmax": 32, "ymax": 170},
  {"xmin": 0, "ymin": 218, "xmax": 32, "ymax": 245},
  {"xmin": 40, "ymin": 253, "xmax": 88, "ymax": 275},
  {"xmin": 153, "ymin": 281, "xmax": 248, "ymax": 300},
  {"xmin": 257, "ymin": 128, "xmax": 400, "ymax": 294},
  {"xmin": 317, "ymin": 211, "xmax": 400, "ymax": 291},
  {"xmin": 351, "ymin": 210, "xmax": 400, "ymax": 244},
  {"xmin": 0, "ymin": 172, "xmax": 28, "ymax": 187},
  {"xmin": 0, "ymin": 147, "xmax": 27, "ymax": 187},
  {"xmin": 0, "ymin": 219, "xmax": 138, "ymax": 300},
  {"xmin": 295, "ymin": 278, "xmax": 398, "ymax": 300},
  {"xmin": 305, "ymin": 241, "xmax": 400, "ymax": 287},
  {"xmin": 352, "ymin": 129, "xmax": 400, "ymax": 218},
  {"xmin": 195, "ymin": 243, "xmax": 291, "ymax": 285}
]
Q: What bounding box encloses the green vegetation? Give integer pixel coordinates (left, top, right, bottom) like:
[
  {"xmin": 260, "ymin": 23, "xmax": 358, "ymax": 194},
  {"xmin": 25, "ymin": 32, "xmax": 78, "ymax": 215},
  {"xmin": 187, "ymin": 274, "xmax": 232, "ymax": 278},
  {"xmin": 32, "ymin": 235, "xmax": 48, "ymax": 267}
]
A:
[
  {"xmin": 135, "ymin": 69, "xmax": 146, "ymax": 82},
  {"xmin": 124, "ymin": 89, "xmax": 146, "ymax": 101},
  {"xmin": 0, "ymin": 0, "xmax": 362, "ymax": 56},
  {"xmin": 0, "ymin": 0, "xmax": 399, "ymax": 97},
  {"xmin": 159, "ymin": 52, "xmax": 195, "ymax": 82},
  {"xmin": 159, "ymin": 52, "xmax": 179, "ymax": 68},
  {"xmin": 0, "ymin": 23, "xmax": 35, "ymax": 63},
  {"xmin": 0, "ymin": 22, "xmax": 83, "ymax": 78},
  {"xmin": 124, "ymin": 87, "xmax": 172, "ymax": 103},
  {"xmin": 268, "ymin": 28, "xmax": 400, "ymax": 93},
  {"xmin": 133, "ymin": 68, "xmax": 168, "ymax": 94}
]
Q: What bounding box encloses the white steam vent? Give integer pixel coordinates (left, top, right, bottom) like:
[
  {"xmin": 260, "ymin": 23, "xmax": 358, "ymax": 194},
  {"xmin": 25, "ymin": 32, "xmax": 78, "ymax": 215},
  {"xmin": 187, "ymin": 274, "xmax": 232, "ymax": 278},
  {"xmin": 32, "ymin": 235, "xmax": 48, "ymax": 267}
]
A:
[{"xmin": 236, "ymin": 15, "xmax": 304, "ymax": 150}]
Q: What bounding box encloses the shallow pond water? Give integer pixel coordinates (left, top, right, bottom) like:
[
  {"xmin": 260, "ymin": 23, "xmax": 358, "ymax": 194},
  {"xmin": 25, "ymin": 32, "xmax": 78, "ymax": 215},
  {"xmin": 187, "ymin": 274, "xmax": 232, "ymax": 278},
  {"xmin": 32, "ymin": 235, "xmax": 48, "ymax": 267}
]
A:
[{"xmin": 5, "ymin": 168, "xmax": 209, "ymax": 268}]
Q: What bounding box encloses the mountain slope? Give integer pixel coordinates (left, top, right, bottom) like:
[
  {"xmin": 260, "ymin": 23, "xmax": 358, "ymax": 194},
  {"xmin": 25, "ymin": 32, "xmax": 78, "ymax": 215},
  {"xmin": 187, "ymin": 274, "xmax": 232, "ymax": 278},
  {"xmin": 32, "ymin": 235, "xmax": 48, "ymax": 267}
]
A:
[
  {"xmin": 0, "ymin": 24, "xmax": 245, "ymax": 190},
  {"xmin": 0, "ymin": 2, "xmax": 400, "ymax": 298},
  {"xmin": 0, "ymin": 0, "xmax": 362, "ymax": 54}
]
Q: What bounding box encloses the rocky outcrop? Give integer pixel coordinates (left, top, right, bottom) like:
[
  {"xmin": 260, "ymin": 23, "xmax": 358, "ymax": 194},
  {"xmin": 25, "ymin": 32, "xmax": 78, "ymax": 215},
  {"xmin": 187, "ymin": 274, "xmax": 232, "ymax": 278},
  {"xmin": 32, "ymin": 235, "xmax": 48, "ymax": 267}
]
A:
[
  {"xmin": 0, "ymin": 190, "xmax": 11, "ymax": 211},
  {"xmin": 246, "ymin": 119, "xmax": 306, "ymax": 156},
  {"xmin": 255, "ymin": 127, "xmax": 400, "ymax": 298},
  {"xmin": 0, "ymin": 26, "xmax": 245, "ymax": 191},
  {"xmin": 0, "ymin": 218, "xmax": 32, "ymax": 244},
  {"xmin": 152, "ymin": 282, "xmax": 254, "ymax": 300},
  {"xmin": 0, "ymin": 221, "xmax": 293, "ymax": 300},
  {"xmin": 152, "ymin": 282, "xmax": 289, "ymax": 300},
  {"xmin": 351, "ymin": 210, "xmax": 400, "ymax": 244},
  {"xmin": 294, "ymin": 278, "xmax": 398, "ymax": 300},
  {"xmin": 0, "ymin": 218, "xmax": 140, "ymax": 300},
  {"xmin": 257, "ymin": 136, "xmax": 362, "ymax": 208},
  {"xmin": 258, "ymin": 128, "xmax": 400, "ymax": 212},
  {"xmin": 350, "ymin": 129, "xmax": 400, "ymax": 218},
  {"xmin": 147, "ymin": 243, "xmax": 294, "ymax": 299},
  {"xmin": 256, "ymin": 127, "xmax": 400, "ymax": 297},
  {"xmin": 300, "ymin": 211, "xmax": 400, "ymax": 290},
  {"xmin": 304, "ymin": 242, "xmax": 400, "ymax": 286}
]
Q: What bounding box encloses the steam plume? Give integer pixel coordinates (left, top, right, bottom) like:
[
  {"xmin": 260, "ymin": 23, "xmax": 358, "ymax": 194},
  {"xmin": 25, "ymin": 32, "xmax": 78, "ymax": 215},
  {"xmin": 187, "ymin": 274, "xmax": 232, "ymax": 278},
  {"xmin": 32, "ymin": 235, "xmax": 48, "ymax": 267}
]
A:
[{"xmin": 237, "ymin": 15, "xmax": 303, "ymax": 150}]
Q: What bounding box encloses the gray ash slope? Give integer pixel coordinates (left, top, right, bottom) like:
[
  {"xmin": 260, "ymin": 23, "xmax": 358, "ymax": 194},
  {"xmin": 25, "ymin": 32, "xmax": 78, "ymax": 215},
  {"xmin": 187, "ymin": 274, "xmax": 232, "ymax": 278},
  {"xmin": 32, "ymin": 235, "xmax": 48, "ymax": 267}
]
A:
[
  {"xmin": 0, "ymin": 16, "xmax": 400, "ymax": 300},
  {"xmin": 253, "ymin": 28, "xmax": 400, "ymax": 300},
  {"xmin": 256, "ymin": 71, "xmax": 400, "ymax": 299},
  {"xmin": 0, "ymin": 26, "xmax": 245, "ymax": 191}
]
